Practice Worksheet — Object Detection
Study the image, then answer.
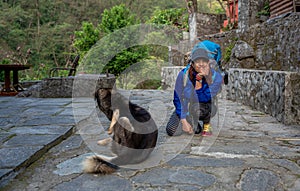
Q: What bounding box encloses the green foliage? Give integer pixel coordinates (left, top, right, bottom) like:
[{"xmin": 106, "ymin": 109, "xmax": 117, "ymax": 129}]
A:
[
  {"xmin": 198, "ymin": 0, "xmax": 226, "ymax": 14},
  {"xmin": 122, "ymin": 0, "xmax": 185, "ymax": 22},
  {"xmin": 0, "ymin": 0, "xmax": 187, "ymax": 81},
  {"xmin": 115, "ymin": 58, "xmax": 167, "ymax": 89},
  {"xmin": 100, "ymin": 4, "xmax": 137, "ymax": 34},
  {"xmin": 0, "ymin": 59, "xmax": 11, "ymax": 82},
  {"xmin": 103, "ymin": 45, "xmax": 149, "ymax": 77},
  {"xmin": 224, "ymin": 42, "xmax": 236, "ymax": 63},
  {"xmin": 0, "ymin": 59, "xmax": 11, "ymax": 65},
  {"xmin": 257, "ymin": 2, "xmax": 270, "ymax": 16},
  {"xmin": 73, "ymin": 22, "xmax": 100, "ymax": 57},
  {"xmin": 143, "ymin": 31, "xmax": 177, "ymax": 61},
  {"xmin": 148, "ymin": 8, "xmax": 188, "ymax": 32},
  {"xmin": 76, "ymin": 5, "xmax": 149, "ymax": 78},
  {"xmin": 222, "ymin": 21, "xmax": 238, "ymax": 31},
  {"xmin": 99, "ymin": 5, "xmax": 147, "ymax": 77}
]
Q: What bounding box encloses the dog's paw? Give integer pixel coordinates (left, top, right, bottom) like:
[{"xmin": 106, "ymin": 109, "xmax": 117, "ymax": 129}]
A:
[
  {"xmin": 118, "ymin": 117, "xmax": 134, "ymax": 132},
  {"xmin": 97, "ymin": 137, "xmax": 112, "ymax": 146},
  {"xmin": 107, "ymin": 128, "xmax": 113, "ymax": 135},
  {"xmin": 108, "ymin": 109, "xmax": 120, "ymax": 135}
]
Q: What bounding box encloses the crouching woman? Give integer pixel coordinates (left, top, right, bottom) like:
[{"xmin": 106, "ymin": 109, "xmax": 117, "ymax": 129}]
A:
[{"xmin": 166, "ymin": 48, "xmax": 222, "ymax": 137}]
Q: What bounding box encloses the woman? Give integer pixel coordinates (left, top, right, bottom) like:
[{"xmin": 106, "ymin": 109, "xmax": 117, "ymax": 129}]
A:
[{"xmin": 166, "ymin": 48, "xmax": 223, "ymax": 137}]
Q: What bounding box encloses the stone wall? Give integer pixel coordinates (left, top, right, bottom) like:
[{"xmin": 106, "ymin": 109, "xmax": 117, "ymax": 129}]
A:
[
  {"xmin": 161, "ymin": 66, "xmax": 184, "ymax": 90},
  {"xmin": 202, "ymin": 13, "xmax": 300, "ymax": 72},
  {"xmin": 197, "ymin": 13, "xmax": 226, "ymax": 36},
  {"xmin": 227, "ymin": 68, "xmax": 300, "ymax": 125},
  {"xmin": 17, "ymin": 74, "xmax": 115, "ymax": 98},
  {"xmin": 169, "ymin": 40, "xmax": 194, "ymax": 67},
  {"xmin": 172, "ymin": 14, "xmax": 300, "ymax": 71}
]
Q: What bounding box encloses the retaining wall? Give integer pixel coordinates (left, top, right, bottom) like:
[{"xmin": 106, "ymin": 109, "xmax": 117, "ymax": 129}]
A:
[
  {"xmin": 17, "ymin": 74, "xmax": 115, "ymax": 98},
  {"xmin": 227, "ymin": 68, "xmax": 300, "ymax": 125},
  {"xmin": 202, "ymin": 13, "xmax": 300, "ymax": 72}
]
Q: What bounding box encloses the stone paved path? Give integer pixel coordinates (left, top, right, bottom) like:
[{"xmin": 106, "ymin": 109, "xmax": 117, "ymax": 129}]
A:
[{"xmin": 0, "ymin": 90, "xmax": 299, "ymax": 191}]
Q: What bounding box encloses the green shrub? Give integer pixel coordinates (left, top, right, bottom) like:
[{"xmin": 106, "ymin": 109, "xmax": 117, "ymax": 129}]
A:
[{"xmin": 224, "ymin": 42, "xmax": 235, "ymax": 63}]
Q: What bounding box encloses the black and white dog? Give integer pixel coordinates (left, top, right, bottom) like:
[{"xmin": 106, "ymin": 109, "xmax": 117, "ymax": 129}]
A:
[{"xmin": 82, "ymin": 88, "xmax": 158, "ymax": 174}]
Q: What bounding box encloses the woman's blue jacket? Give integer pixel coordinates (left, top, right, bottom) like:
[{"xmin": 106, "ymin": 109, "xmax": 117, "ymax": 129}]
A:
[{"xmin": 173, "ymin": 66, "xmax": 223, "ymax": 119}]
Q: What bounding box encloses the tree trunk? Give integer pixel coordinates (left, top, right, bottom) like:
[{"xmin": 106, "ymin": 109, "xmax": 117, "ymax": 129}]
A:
[
  {"xmin": 36, "ymin": 0, "xmax": 40, "ymax": 36},
  {"xmin": 185, "ymin": 0, "xmax": 197, "ymax": 43},
  {"xmin": 216, "ymin": 0, "xmax": 227, "ymax": 13},
  {"xmin": 35, "ymin": 0, "xmax": 41, "ymax": 54}
]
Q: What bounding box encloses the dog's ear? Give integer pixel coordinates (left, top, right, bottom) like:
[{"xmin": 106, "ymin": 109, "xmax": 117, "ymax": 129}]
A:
[{"xmin": 95, "ymin": 88, "xmax": 113, "ymax": 120}]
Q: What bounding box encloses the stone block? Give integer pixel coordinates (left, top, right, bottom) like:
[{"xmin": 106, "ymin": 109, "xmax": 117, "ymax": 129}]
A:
[
  {"xmin": 17, "ymin": 74, "xmax": 115, "ymax": 98},
  {"xmin": 228, "ymin": 68, "xmax": 300, "ymax": 125},
  {"xmin": 54, "ymin": 174, "xmax": 132, "ymax": 191},
  {"xmin": 0, "ymin": 146, "xmax": 43, "ymax": 168},
  {"xmin": 161, "ymin": 66, "xmax": 184, "ymax": 90},
  {"xmin": 237, "ymin": 169, "xmax": 280, "ymax": 191}
]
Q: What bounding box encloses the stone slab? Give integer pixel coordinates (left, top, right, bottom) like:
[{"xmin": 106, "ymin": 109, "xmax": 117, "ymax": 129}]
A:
[
  {"xmin": 132, "ymin": 168, "xmax": 177, "ymax": 186},
  {"xmin": 168, "ymin": 154, "xmax": 245, "ymax": 167},
  {"xmin": 25, "ymin": 99, "xmax": 72, "ymax": 107},
  {"xmin": 169, "ymin": 169, "xmax": 216, "ymax": 187},
  {"xmin": 266, "ymin": 145, "xmax": 300, "ymax": 158},
  {"xmin": 50, "ymin": 135, "xmax": 83, "ymax": 152},
  {"xmin": 0, "ymin": 117, "xmax": 19, "ymax": 130},
  {"xmin": 16, "ymin": 116, "xmax": 75, "ymax": 126},
  {"xmin": 3, "ymin": 134, "xmax": 63, "ymax": 147},
  {"xmin": 204, "ymin": 143, "xmax": 268, "ymax": 156},
  {"xmin": 0, "ymin": 108, "xmax": 26, "ymax": 117},
  {"xmin": 269, "ymin": 159, "xmax": 300, "ymax": 175},
  {"xmin": 0, "ymin": 169, "xmax": 16, "ymax": 189},
  {"xmin": 0, "ymin": 132, "xmax": 14, "ymax": 144},
  {"xmin": 237, "ymin": 169, "xmax": 281, "ymax": 191},
  {"xmin": 53, "ymin": 174, "xmax": 132, "ymax": 191},
  {"xmin": 0, "ymin": 146, "xmax": 43, "ymax": 168},
  {"xmin": 23, "ymin": 107, "xmax": 64, "ymax": 116},
  {"xmin": 0, "ymin": 169, "xmax": 12, "ymax": 178},
  {"xmin": 9, "ymin": 125, "xmax": 72, "ymax": 135},
  {"xmin": 53, "ymin": 153, "xmax": 91, "ymax": 176}
]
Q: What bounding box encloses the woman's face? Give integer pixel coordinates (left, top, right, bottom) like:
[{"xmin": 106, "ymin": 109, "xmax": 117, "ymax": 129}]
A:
[{"xmin": 192, "ymin": 59, "xmax": 209, "ymax": 74}]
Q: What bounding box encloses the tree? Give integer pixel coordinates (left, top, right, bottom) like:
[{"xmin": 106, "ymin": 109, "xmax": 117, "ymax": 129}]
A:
[
  {"xmin": 73, "ymin": 22, "xmax": 100, "ymax": 57},
  {"xmin": 99, "ymin": 4, "xmax": 137, "ymax": 34},
  {"xmin": 75, "ymin": 4, "xmax": 149, "ymax": 79},
  {"xmin": 0, "ymin": 0, "xmax": 188, "ymax": 80}
]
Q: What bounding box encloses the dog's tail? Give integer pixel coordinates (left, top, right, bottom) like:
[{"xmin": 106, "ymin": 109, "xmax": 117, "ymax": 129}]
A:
[{"xmin": 82, "ymin": 155, "xmax": 119, "ymax": 174}]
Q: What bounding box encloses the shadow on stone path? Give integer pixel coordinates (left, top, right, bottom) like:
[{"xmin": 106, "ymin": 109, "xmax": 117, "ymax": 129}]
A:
[{"xmin": 0, "ymin": 90, "xmax": 299, "ymax": 191}]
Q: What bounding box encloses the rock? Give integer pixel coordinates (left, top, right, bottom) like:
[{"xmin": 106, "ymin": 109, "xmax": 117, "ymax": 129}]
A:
[
  {"xmin": 53, "ymin": 153, "xmax": 93, "ymax": 176},
  {"xmin": 237, "ymin": 169, "xmax": 281, "ymax": 191},
  {"xmin": 53, "ymin": 174, "xmax": 133, "ymax": 191},
  {"xmin": 167, "ymin": 155, "xmax": 245, "ymax": 167},
  {"xmin": 132, "ymin": 168, "xmax": 176, "ymax": 186},
  {"xmin": 169, "ymin": 169, "xmax": 216, "ymax": 187},
  {"xmin": 0, "ymin": 146, "xmax": 43, "ymax": 168},
  {"xmin": 232, "ymin": 40, "xmax": 255, "ymax": 60}
]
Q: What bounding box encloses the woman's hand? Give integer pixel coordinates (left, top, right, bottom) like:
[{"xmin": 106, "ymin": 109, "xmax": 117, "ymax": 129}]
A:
[
  {"xmin": 199, "ymin": 64, "xmax": 210, "ymax": 76},
  {"xmin": 181, "ymin": 119, "xmax": 193, "ymax": 134}
]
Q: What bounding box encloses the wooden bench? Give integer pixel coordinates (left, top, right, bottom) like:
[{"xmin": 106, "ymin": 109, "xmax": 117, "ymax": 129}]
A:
[{"xmin": 49, "ymin": 55, "xmax": 80, "ymax": 77}]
